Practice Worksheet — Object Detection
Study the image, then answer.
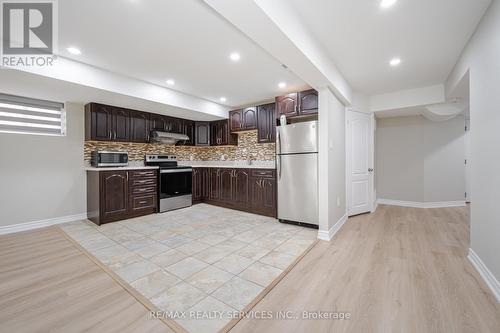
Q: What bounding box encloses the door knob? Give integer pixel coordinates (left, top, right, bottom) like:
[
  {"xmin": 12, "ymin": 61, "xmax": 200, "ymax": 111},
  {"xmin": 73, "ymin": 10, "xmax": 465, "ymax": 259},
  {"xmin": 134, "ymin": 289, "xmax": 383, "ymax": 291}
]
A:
[{"xmin": 368, "ymin": 168, "xmax": 374, "ymax": 172}]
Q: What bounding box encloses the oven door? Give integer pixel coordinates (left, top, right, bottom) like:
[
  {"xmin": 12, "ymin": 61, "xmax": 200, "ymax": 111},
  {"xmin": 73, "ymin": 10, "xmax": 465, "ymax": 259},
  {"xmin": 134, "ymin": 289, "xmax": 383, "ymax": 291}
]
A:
[{"xmin": 159, "ymin": 168, "xmax": 193, "ymax": 200}]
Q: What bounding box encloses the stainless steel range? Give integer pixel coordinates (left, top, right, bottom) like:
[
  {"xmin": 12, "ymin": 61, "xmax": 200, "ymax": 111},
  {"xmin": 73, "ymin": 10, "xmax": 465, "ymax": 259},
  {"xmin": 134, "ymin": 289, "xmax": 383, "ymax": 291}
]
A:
[{"xmin": 145, "ymin": 155, "xmax": 192, "ymax": 213}]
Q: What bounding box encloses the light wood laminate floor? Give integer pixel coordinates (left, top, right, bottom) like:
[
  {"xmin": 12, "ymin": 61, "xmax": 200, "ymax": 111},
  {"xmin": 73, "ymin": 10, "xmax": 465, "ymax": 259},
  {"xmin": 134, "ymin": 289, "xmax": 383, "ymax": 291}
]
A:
[
  {"xmin": 0, "ymin": 227, "xmax": 172, "ymax": 333},
  {"xmin": 231, "ymin": 205, "xmax": 500, "ymax": 333},
  {"xmin": 1, "ymin": 205, "xmax": 499, "ymax": 333}
]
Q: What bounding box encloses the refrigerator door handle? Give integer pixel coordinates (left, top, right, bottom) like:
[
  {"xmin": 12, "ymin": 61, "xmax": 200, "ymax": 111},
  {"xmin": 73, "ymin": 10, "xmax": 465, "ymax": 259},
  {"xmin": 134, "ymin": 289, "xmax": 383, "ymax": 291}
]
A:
[
  {"xmin": 277, "ymin": 154, "xmax": 282, "ymax": 180},
  {"xmin": 277, "ymin": 129, "xmax": 281, "ymax": 155}
]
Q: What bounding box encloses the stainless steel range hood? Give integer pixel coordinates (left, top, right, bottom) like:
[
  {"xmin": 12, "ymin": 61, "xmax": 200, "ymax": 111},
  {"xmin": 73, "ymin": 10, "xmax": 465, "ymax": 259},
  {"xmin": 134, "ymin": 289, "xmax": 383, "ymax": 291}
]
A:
[{"xmin": 150, "ymin": 131, "xmax": 189, "ymax": 145}]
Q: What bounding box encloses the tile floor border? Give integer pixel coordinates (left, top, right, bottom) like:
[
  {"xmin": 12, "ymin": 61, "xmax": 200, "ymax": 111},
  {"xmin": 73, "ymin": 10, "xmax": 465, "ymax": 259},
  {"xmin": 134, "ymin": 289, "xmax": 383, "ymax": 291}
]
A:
[{"xmin": 56, "ymin": 205, "xmax": 318, "ymax": 333}]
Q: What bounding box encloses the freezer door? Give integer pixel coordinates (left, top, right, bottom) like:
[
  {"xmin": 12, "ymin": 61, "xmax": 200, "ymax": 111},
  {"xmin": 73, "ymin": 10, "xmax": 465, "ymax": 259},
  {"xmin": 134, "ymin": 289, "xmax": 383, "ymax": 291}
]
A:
[
  {"xmin": 276, "ymin": 120, "xmax": 318, "ymax": 155},
  {"xmin": 277, "ymin": 153, "xmax": 318, "ymax": 225}
]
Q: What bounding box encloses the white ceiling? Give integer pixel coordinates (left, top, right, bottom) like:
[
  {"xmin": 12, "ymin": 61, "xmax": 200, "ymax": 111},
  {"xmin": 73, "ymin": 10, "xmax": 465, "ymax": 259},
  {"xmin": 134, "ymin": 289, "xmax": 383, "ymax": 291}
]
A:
[
  {"xmin": 57, "ymin": 0, "xmax": 308, "ymax": 108},
  {"xmin": 288, "ymin": 0, "xmax": 490, "ymax": 95},
  {"xmin": 0, "ymin": 69, "xmax": 223, "ymax": 121}
]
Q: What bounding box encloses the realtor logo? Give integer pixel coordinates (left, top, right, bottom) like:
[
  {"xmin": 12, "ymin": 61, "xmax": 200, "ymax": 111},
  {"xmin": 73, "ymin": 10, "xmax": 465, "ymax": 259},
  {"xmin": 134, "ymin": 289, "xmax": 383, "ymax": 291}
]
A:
[{"xmin": 1, "ymin": 0, "xmax": 58, "ymax": 67}]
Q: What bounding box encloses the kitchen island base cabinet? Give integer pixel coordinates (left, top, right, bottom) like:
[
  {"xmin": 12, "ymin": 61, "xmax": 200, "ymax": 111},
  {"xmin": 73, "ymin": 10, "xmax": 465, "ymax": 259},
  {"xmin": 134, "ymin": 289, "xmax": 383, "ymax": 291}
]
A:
[
  {"xmin": 87, "ymin": 169, "xmax": 158, "ymax": 225},
  {"xmin": 192, "ymin": 167, "xmax": 276, "ymax": 218}
]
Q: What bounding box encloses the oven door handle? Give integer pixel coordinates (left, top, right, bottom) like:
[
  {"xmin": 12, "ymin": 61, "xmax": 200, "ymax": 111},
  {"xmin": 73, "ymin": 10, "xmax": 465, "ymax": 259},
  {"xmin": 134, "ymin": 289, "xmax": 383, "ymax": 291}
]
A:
[{"xmin": 160, "ymin": 169, "xmax": 193, "ymax": 174}]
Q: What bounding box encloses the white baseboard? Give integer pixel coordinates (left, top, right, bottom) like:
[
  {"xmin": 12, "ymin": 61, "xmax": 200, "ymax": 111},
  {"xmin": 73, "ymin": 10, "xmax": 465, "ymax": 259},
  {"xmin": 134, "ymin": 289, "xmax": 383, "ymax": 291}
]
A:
[
  {"xmin": 318, "ymin": 213, "xmax": 348, "ymax": 241},
  {"xmin": 0, "ymin": 213, "xmax": 88, "ymax": 235},
  {"xmin": 377, "ymin": 199, "xmax": 466, "ymax": 209},
  {"xmin": 468, "ymin": 248, "xmax": 500, "ymax": 303}
]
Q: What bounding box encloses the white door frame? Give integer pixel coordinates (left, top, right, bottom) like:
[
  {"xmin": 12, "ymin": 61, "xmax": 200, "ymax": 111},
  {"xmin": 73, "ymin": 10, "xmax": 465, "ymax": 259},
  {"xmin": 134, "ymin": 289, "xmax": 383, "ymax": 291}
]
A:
[{"xmin": 346, "ymin": 109, "xmax": 376, "ymax": 216}]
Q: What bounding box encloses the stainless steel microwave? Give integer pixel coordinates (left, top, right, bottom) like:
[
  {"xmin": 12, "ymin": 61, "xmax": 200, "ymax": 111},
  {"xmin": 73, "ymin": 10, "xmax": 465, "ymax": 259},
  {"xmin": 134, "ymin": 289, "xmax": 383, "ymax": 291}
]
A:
[{"xmin": 91, "ymin": 151, "xmax": 129, "ymax": 167}]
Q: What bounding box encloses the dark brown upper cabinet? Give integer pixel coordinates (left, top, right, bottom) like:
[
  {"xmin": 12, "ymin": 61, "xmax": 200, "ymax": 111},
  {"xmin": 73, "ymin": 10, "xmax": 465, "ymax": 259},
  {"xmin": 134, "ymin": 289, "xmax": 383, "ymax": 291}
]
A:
[
  {"xmin": 229, "ymin": 108, "xmax": 257, "ymax": 132},
  {"xmin": 85, "ymin": 103, "xmax": 113, "ymax": 141},
  {"xmin": 85, "ymin": 102, "xmax": 239, "ymax": 147},
  {"xmin": 275, "ymin": 93, "xmax": 299, "ymax": 118},
  {"xmin": 195, "ymin": 122, "xmax": 210, "ymax": 146},
  {"xmin": 168, "ymin": 117, "xmax": 183, "ymax": 134},
  {"xmin": 256, "ymin": 103, "xmax": 276, "ymax": 143},
  {"xmin": 229, "ymin": 109, "xmax": 243, "ymax": 132},
  {"xmin": 112, "ymin": 108, "xmax": 130, "ymax": 142},
  {"xmin": 85, "ymin": 103, "xmax": 130, "ymax": 142},
  {"xmin": 242, "ymin": 107, "xmax": 257, "ymax": 130},
  {"xmin": 211, "ymin": 120, "xmax": 237, "ymax": 146},
  {"xmin": 179, "ymin": 120, "xmax": 195, "ymax": 146},
  {"xmin": 275, "ymin": 89, "xmax": 318, "ymax": 119},
  {"xmin": 129, "ymin": 110, "xmax": 150, "ymax": 143},
  {"xmin": 298, "ymin": 89, "xmax": 318, "ymax": 115},
  {"xmin": 150, "ymin": 113, "xmax": 168, "ymax": 132}
]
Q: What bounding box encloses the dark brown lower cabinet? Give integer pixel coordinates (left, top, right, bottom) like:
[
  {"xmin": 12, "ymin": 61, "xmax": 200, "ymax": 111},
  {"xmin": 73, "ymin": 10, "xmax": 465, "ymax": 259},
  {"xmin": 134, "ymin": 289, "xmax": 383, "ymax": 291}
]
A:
[
  {"xmin": 192, "ymin": 167, "xmax": 276, "ymax": 217},
  {"xmin": 250, "ymin": 170, "xmax": 277, "ymax": 217},
  {"xmin": 87, "ymin": 169, "xmax": 158, "ymax": 225},
  {"xmin": 192, "ymin": 168, "xmax": 209, "ymax": 203}
]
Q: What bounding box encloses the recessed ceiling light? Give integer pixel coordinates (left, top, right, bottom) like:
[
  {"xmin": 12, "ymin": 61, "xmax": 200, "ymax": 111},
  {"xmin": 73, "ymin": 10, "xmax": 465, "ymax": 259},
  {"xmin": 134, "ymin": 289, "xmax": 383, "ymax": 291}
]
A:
[
  {"xmin": 389, "ymin": 58, "xmax": 401, "ymax": 66},
  {"xmin": 166, "ymin": 79, "xmax": 175, "ymax": 85},
  {"xmin": 380, "ymin": 0, "xmax": 397, "ymax": 8},
  {"xmin": 278, "ymin": 82, "xmax": 287, "ymax": 88},
  {"xmin": 229, "ymin": 52, "xmax": 240, "ymax": 62},
  {"xmin": 66, "ymin": 47, "xmax": 81, "ymax": 55},
  {"xmin": 219, "ymin": 97, "xmax": 227, "ymax": 102}
]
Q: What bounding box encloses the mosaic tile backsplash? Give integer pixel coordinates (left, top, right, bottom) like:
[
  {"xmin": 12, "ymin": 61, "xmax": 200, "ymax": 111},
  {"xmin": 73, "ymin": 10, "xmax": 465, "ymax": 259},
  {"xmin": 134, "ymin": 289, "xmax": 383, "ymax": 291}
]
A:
[{"xmin": 84, "ymin": 130, "xmax": 276, "ymax": 162}]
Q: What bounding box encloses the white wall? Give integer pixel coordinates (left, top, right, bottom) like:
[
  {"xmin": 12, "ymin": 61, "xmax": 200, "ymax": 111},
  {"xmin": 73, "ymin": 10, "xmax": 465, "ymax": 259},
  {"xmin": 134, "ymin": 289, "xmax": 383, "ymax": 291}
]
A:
[
  {"xmin": 423, "ymin": 117, "xmax": 466, "ymax": 202},
  {"xmin": 318, "ymin": 88, "xmax": 346, "ymax": 238},
  {"xmin": 446, "ymin": 0, "xmax": 500, "ymax": 283},
  {"xmin": 0, "ymin": 103, "xmax": 86, "ymax": 227},
  {"xmin": 376, "ymin": 115, "xmax": 465, "ymax": 203}
]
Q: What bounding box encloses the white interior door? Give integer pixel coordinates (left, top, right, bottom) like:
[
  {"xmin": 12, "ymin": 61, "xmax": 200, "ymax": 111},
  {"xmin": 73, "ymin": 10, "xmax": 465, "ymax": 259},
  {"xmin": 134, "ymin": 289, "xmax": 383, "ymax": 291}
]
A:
[{"xmin": 347, "ymin": 110, "xmax": 374, "ymax": 216}]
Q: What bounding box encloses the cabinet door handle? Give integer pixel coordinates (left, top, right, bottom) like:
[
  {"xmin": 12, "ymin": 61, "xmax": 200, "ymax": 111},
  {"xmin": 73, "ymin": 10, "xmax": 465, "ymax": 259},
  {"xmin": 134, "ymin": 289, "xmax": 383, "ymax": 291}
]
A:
[
  {"xmin": 295, "ymin": 104, "xmax": 298, "ymax": 113},
  {"xmin": 109, "ymin": 130, "xmax": 112, "ymax": 139},
  {"xmin": 139, "ymin": 200, "xmax": 148, "ymax": 205}
]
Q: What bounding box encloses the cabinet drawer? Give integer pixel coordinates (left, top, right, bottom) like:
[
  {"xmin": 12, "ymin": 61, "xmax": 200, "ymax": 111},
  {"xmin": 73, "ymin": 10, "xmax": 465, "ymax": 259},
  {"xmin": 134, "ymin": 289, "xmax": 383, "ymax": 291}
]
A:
[
  {"xmin": 130, "ymin": 194, "xmax": 156, "ymax": 210},
  {"xmin": 130, "ymin": 178, "xmax": 157, "ymax": 187},
  {"xmin": 129, "ymin": 170, "xmax": 157, "ymax": 179},
  {"xmin": 131, "ymin": 186, "xmax": 156, "ymax": 195},
  {"xmin": 250, "ymin": 169, "xmax": 276, "ymax": 178}
]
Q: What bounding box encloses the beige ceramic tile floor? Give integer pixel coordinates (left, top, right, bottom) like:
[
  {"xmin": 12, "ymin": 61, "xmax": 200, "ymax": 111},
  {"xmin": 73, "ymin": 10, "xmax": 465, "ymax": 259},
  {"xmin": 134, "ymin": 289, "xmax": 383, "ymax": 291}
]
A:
[{"xmin": 60, "ymin": 204, "xmax": 317, "ymax": 333}]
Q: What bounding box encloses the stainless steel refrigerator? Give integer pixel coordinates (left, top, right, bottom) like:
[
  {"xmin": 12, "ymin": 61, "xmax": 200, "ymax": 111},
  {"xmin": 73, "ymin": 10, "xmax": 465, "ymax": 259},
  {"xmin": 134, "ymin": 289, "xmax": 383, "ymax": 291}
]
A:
[{"xmin": 276, "ymin": 120, "xmax": 318, "ymax": 226}]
